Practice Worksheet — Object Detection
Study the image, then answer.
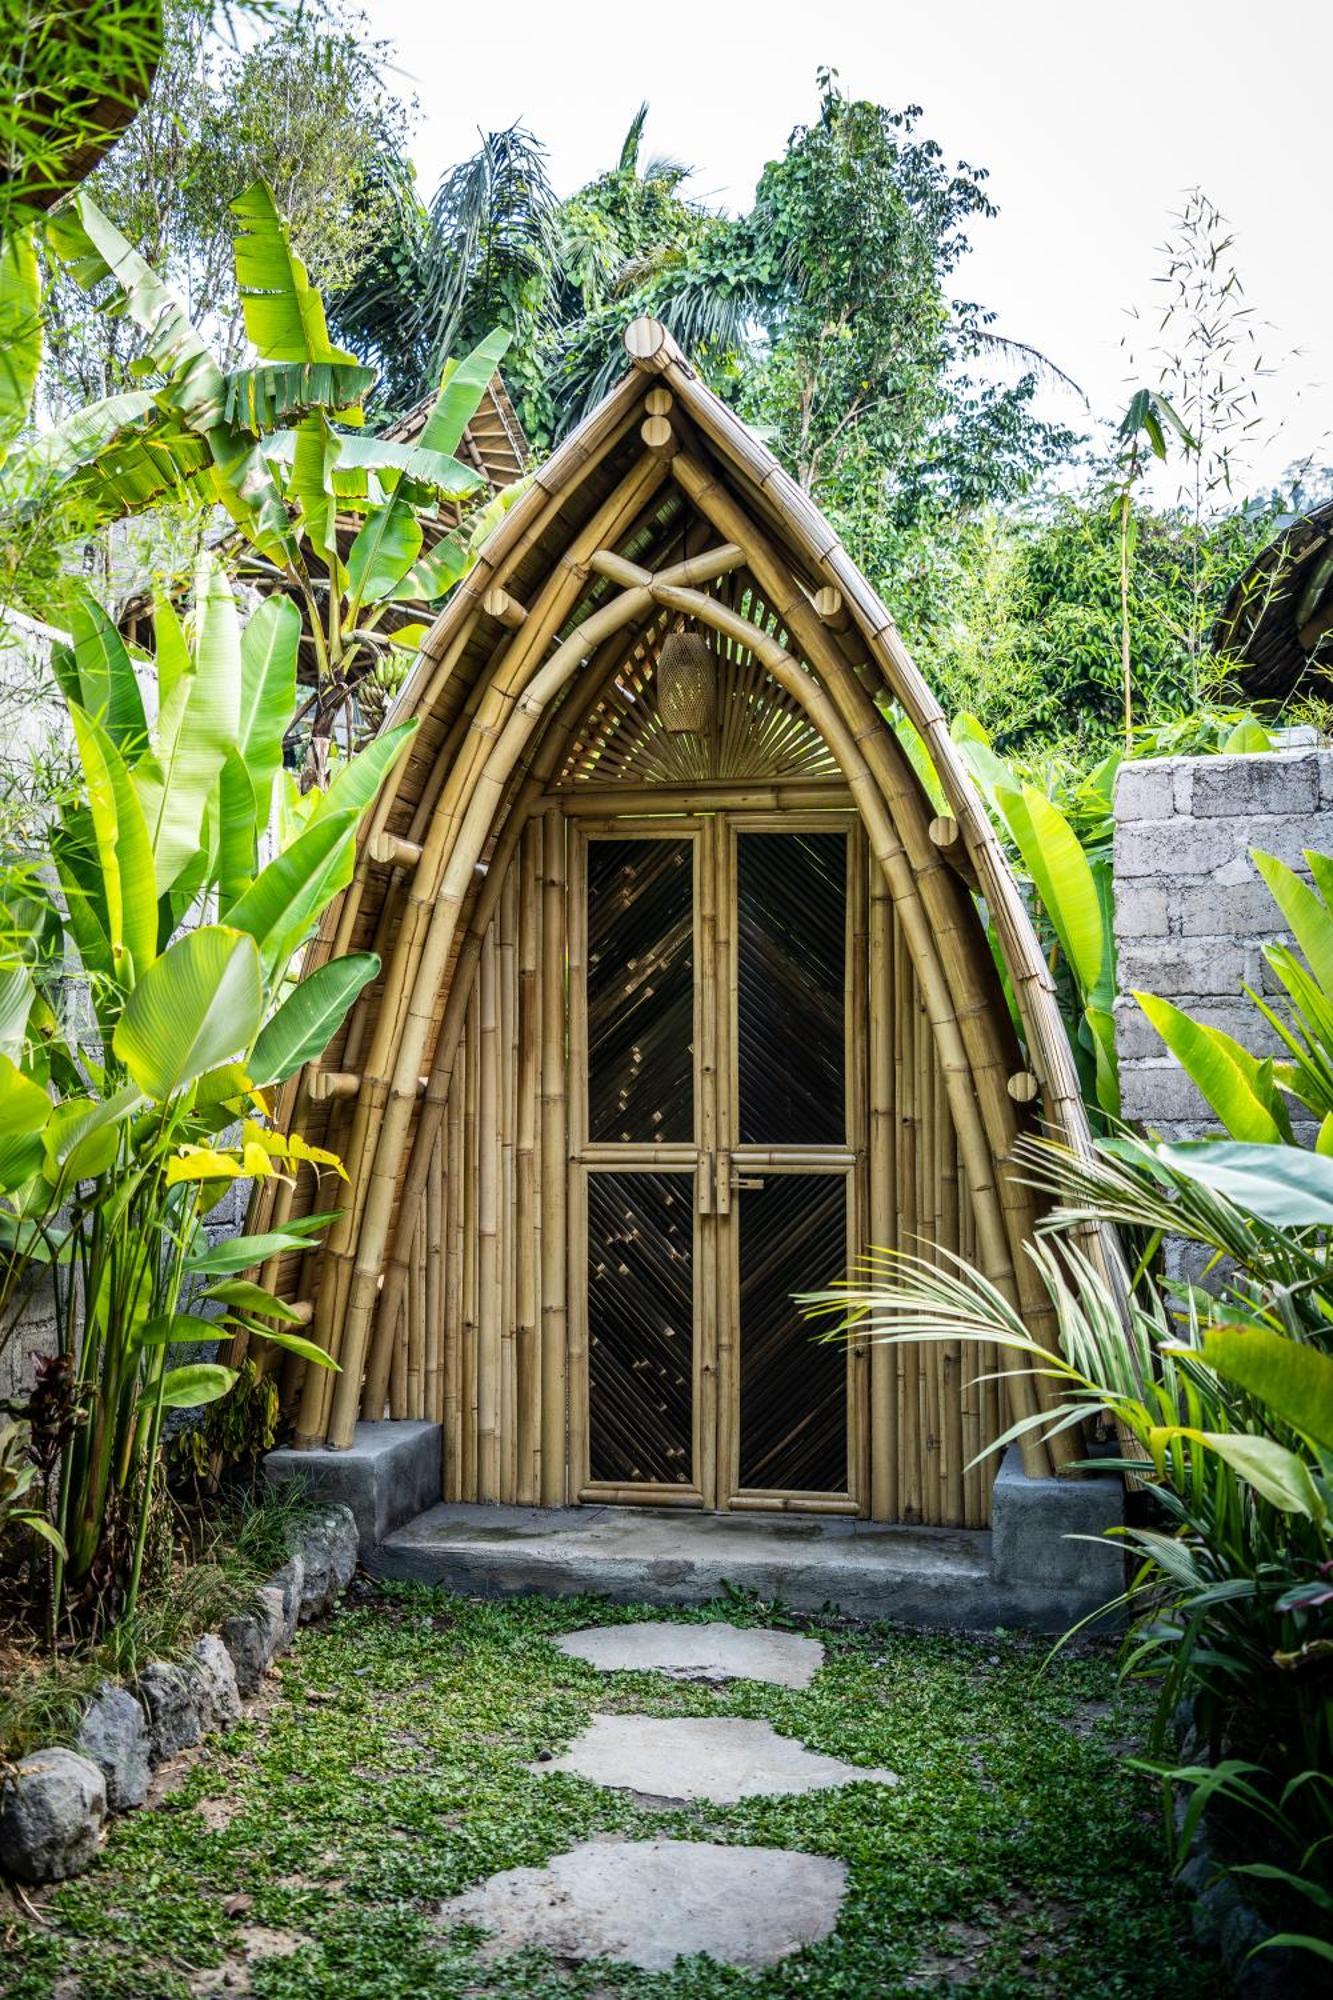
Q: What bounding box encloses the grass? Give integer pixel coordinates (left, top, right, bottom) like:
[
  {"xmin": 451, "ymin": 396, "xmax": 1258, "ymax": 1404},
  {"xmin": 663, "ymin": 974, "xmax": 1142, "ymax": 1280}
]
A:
[
  {"xmin": 0, "ymin": 1583, "xmax": 1213, "ymax": 1999},
  {"xmin": 0, "ymin": 1482, "xmax": 314, "ymax": 1762}
]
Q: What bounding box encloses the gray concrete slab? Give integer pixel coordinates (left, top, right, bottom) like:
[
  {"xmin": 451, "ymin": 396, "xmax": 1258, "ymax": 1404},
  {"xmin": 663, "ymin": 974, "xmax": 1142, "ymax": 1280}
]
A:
[
  {"xmin": 373, "ymin": 1452, "xmax": 1126, "ymax": 1630},
  {"xmin": 553, "ymin": 1620, "xmax": 823, "ymax": 1687},
  {"xmin": 533, "ymin": 1714, "xmax": 898, "ymax": 1803},
  {"xmin": 265, "ymin": 1421, "xmax": 441, "ymax": 1551},
  {"xmin": 436, "ymin": 1839, "xmax": 848, "ymax": 1971}
]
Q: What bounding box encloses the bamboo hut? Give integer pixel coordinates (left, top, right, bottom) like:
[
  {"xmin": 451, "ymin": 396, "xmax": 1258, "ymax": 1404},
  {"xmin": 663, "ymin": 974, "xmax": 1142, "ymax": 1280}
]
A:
[{"xmin": 248, "ymin": 319, "xmax": 1096, "ymax": 1529}]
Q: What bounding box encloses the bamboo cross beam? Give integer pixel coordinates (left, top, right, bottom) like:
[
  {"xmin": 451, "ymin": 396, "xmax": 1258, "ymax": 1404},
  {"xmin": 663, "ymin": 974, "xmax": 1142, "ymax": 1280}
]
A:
[
  {"xmin": 368, "ymin": 831, "xmax": 424, "ymax": 868},
  {"xmin": 483, "ymin": 586, "xmax": 528, "ymax": 629},
  {"xmin": 928, "ymin": 815, "xmax": 981, "ymax": 895}
]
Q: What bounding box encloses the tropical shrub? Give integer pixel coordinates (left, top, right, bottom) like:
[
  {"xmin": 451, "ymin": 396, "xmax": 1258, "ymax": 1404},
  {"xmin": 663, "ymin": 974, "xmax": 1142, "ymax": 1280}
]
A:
[
  {"xmin": 2, "ymin": 176, "xmax": 515, "ymax": 777},
  {"xmin": 1138, "ymin": 844, "xmax": 1333, "ymax": 1152},
  {"xmin": 803, "ymin": 1131, "xmax": 1333, "ymax": 1961},
  {"xmin": 0, "ymin": 556, "xmax": 412, "ymax": 1637}
]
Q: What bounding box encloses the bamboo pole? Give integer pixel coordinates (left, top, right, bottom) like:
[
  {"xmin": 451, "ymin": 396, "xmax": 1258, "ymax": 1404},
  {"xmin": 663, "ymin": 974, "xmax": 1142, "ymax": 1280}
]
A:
[
  {"xmin": 539, "ymin": 809, "xmax": 568, "ymax": 1506},
  {"xmin": 476, "ymin": 927, "xmax": 500, "ymax": 1500},
  {"xmin": 426, "ymin": 1142, "xmax": 443, "ymax": 1424},
  {"xmin": 515, "ymin": 821, "xmax": 542, "ymax": 1505},
  {"xmin": 461, "ymin": 998, "xmax": 479, "ymax": 1498},
  {"xmin": 443, "ymin": 1050, "xmax": 464, "ymax": 1499},
  {"xmin": 868, "ymin": 869, "xmax": 896, "ymax": 1519}
]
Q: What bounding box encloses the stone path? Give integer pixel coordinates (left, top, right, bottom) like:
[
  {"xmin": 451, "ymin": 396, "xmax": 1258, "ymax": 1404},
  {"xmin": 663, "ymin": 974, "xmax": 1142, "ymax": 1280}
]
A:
[{"xmin": 436, "ymin": 1618, "xmax": 899, "ymax": 1976}]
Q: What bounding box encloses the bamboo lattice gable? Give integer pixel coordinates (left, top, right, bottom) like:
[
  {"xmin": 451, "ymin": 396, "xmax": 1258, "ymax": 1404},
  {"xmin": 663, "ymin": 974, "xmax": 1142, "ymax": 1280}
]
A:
[{"xmin": 242, "ymin": 319, "xmax": 1112, "ymax": 1513}]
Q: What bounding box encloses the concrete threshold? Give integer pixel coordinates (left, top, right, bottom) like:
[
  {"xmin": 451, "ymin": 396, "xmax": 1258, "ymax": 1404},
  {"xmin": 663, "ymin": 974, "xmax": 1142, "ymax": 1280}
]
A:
[{"xmin": 371, "ymin": 1500, "xmax": 1073, "ymax": 1631}]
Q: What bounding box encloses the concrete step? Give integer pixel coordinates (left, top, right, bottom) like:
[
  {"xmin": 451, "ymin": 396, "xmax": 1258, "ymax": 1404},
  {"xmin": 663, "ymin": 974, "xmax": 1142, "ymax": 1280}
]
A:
[{"xmin": 371, "ymin": 1502, "xmax": 1009, "ymax": 1628}]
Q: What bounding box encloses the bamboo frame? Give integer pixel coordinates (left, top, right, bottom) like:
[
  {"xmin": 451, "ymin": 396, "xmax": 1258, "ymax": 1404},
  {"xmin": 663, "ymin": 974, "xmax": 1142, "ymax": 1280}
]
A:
[{"xmin": 250, "ymin": 315, "xmax": 1115, "ymax": 1532}]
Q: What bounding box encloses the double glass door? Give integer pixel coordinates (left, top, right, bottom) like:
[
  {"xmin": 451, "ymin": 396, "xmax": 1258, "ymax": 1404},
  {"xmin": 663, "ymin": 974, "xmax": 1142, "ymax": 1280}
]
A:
[{"xmin": 569, "ymin": 813, "xmax": 861, "ymax": 1512}]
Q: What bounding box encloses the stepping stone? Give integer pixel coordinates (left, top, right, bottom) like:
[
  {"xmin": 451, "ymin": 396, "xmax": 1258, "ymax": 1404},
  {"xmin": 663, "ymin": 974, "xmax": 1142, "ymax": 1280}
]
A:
[
  {"xmin": 437, "ymin": 1837, "xmax": 848, "ymax": 1971},
  {"xmin": 553, "ymin": 1620, "xmax": 823, "ymax": 1688},
  {"xmin": 532, "ymin": 1713, "xmax": 898, "ymax": 1803}
]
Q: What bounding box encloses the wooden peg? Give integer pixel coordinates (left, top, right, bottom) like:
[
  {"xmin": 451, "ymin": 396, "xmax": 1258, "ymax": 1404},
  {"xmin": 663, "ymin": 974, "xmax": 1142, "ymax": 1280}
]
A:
[
  {"xmin": 482, "ymin": 586, "xmax": 527, "ymax": 629},
  {"xmin": 308, "ymin": 1068, "xmax": 361, "ymax": 1103},
  {"xmin": 928, "ymin": 815, "xmax": 981, "ymax": 895},
  {"xmin": 368, "ymin": 830, "xmax": 423, "ymax": 868}
]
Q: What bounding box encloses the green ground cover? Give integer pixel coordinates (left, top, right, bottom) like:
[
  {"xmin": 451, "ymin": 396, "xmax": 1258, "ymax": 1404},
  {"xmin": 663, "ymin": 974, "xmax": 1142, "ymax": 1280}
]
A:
[{"xmin": 1, "ymin": 1584, "xmax": 1210, "ymax": 1999}]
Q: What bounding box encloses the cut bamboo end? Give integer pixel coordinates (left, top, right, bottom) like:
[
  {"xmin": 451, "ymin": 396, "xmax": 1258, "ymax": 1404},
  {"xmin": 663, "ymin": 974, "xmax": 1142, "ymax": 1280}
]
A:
[
  {"xmin": 308, "ymin": 1068, "xmax": 361, "ymax": 1103},
  {"xmin": 644, "ymin": 386, "xmax": 673, "ymax": 416},
  {"xmin": 927, "ymin": 815, "xmax": 981, "ymax": 894},
  {"xmin": 1007, "ymin": 1071, "xmax": 1041, "ymax": 1104},
  {"xmin": 640, "ymin": 414, "xmax": 675, "ymax": 452},
  {"xmin": 624, "ymin": 315, "xmax": 670, "ymax": 364},
  {"xmin": 483, "ymin": 586, "xmax": 528, "ymax": 630},
  {"xmin": 368, "ymin": 830, "xmax": 423, "ymax": 869},
  {"xmin": 813, "ymin": 585, "xmax": 844, "ymax": 621}
]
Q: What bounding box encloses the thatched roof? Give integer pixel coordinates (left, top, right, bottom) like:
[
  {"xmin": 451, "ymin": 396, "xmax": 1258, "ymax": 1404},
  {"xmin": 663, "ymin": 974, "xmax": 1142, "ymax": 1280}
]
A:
[{"xmin": 1213, "ymin": 497, "xmax": 1333, "ymax": 702}]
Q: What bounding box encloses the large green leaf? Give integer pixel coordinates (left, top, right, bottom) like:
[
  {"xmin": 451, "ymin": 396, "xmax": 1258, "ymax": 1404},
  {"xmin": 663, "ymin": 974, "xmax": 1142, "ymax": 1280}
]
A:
[
  {"xmin": 1135, "ymin": 993, "xmax": 1287, "ymax": 1143},
  {"xmin": 995, "ymin": 781, "xmax": 1104, "ymax": 998},
  {"xmin": 248, "ymin": 951, "xmax": 380, "ymax": 1087},
  {"xmin": 139, "ymin": 1363, "xmax": 237, "ymax": 1412},
  {"xmin": 230, "ymin": 181, "xmax": 351, "ymax": 367},
  {"xmin": 1149, "ymin": 1426, "xmax": 1325, "ymax": 1522},
  {"xmin": 0, "ymin": 1054, "xmax": 51, "ymax": 1192},
  {"xmin": 223, "ymin": 359, "xmax": 374, "ymax": 432},
  {"xmin": 415, "ymin": 328, "xmax": 512, "ymax": 459},
  {"xmin": 216, "ymin": 749, "xmax": 259, "ymax": 911},
  {"xmin": 134, "ymin": 555, "xmax": 240, "ymax": 897},
  {"xmin": 68, "ymin": 588, "xmax": 148, "ymax": 758},
  {"xmin": 223, "ymin": 810, "xmax": 361, "ymax": 981},
  {"xmin": 0, "ymin": 960, "xmax": 34, "ymax": 1061},
  {"xmin": 1253, "ymin": 849, "xmax": 1333, "ymax": 993},
  {"xmin": 0, "ymin": 223, "xmax": 41, "ymax": 462},
  {"xmin": 112, "ymin": 926, "xmax": 263, "ymax": 1101},
  {"xmin": 1157, "ymin": 1140, "xmax": 1333, "ymax": 1229},
  {"xmin": 238, "ymin": 593, "xmax": 300, "ymax": 835},
  {"xmin": 184, "ymin": 1228, "xmax": 324, "ymax": 1275},
  {"xmin": 387, "ymin": 530, "xmax": 472, "ymax": 605},
  {"xmin": 69, "ymin": 704, "xmax": 157, "ymax": 984},
  {"xmin": 1195, "ymin": 1324, "xmax": 1333, "ymax": 1452},
  {"xmin": 345, "ymin": 497, "xmax": 423, "ymax": 611},
  {"xmin": 310, "ymin": 719, "xmax": 416, "ymax": 827}
]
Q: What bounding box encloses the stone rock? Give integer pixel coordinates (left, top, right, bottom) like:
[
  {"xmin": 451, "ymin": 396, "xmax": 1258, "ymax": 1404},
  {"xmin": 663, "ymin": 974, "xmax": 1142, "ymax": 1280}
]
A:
[
  {"xmin": 437, "ymin": 1839, "xmax": 848, "ymax": 1972},
  {"xmin": 138, "ymin": 1661, "xmax": 201, "ymax": 1763},
  {"xmin": 0, "ymin": 1746, "xmax": 107, "ymax": 1882},
  {"xmin": 76, "ymin": 1682, "xmax": 150, "ymax": 1811},
  {"xmin": 533, "ymin": 1714, "xmax": 899, "ymax": 1804},
  {"xmin": 294, "ymin": 1506, "xmax": 357, "ymax": 1622},
  {"xmin": 270, "ymin": 1553, "xmax": 306, "ymax": 1646},
  {"xmin": 220, "ymin": 1590, "xmax": 283, "ymax": 1697},
  {"xmin": 189, "ymin": 1633, "xmax": 242, "ymax": 1734},
  {"xmin": 553, "ymin": 1621, "xmax": 823, "ymax": 1689}
]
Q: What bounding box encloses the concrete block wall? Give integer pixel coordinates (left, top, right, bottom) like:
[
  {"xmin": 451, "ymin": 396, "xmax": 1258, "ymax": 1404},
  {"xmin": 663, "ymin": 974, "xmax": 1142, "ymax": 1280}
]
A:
[{"xmin": 1113, "ymin": 747, "xmax": 1333, "ymax": 1138}]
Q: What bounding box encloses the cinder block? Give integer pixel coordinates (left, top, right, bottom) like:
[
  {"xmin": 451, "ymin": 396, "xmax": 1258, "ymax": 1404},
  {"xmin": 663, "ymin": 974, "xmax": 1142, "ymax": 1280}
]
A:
[
  {"xmin": 1118, "ymin": 1060, "xmax": 1209, "ymax": 1126},
  {"xmin": 1113, "ymin": 760, "xmax": 1176, "ymax": 822},
  {"xmin": 1116, "ymin": 939, "xmax": 1252, "ymax": 1000},
  {"xmin": 265, "ymin": 1421, "xmax": 442, "ymax": 1552},
  {"xmin": 1115, "ymin": 820, "xmax": 1237, "ymax": 880},
  {"xmin": 1190, "ymin": 752, "xmax": 1320, "ymax": 819},
  {"xmin": 1171, "ymin": 878, "xmax": 1284, "ymax": 938},
  {"xmin": 1112, "ymin": 883, "xmax": 1171, "ymax": 939}
]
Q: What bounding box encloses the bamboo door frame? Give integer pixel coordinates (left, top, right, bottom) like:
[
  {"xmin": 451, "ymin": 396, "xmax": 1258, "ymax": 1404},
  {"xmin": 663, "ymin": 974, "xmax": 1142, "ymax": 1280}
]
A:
[{"xmin": 565, "ymin": 799, "xmax": 867, "ymax": 1516}]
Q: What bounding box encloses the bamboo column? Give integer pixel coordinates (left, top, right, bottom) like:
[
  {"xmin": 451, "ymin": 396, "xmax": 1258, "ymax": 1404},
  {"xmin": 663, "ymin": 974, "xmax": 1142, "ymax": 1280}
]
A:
[{"xmin": 539, "ymin": 809, "xmax": 568, "ymax": 1506}]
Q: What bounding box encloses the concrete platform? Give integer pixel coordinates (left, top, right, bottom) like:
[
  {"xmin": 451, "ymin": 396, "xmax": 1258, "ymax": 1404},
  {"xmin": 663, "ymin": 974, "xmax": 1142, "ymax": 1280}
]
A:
[
  {"xmin": 265, "ymin": 1420, "xmax": 441, "ymax": 1550},
  {"xmin": 370, "ymin": 1447, "xmax": 1125, "ymax": 1632}
]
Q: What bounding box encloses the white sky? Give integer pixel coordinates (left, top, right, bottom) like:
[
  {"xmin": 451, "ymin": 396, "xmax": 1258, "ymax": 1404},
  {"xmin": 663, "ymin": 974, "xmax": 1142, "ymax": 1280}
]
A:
[{"xmin": 371, "ymin": 0, "xmax": 1331, "ymax": 498}]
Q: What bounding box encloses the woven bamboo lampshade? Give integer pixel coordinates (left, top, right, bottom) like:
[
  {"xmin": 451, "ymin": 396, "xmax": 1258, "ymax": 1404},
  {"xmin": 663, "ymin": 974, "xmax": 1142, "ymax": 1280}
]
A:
[{"xmin": 656, "ymin": 624, "xmax": 715, "ymax": 733}]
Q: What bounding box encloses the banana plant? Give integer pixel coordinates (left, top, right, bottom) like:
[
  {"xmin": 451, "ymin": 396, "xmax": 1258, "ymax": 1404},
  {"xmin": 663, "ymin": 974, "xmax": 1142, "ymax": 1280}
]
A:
[
  {"xmin": 0, "ymin": 560, "xmax": 413, "ymax": 1636},
  {"xmin": 1138, "ymin": 846, "xmax": 1333, "ymax": 1153},
  {"xmin": 952, "ymin": 712, "xmax": 1120, "ymax": 1119},
  {"xmin": 5, "ymin": 179, "xmax": 513, "ymax": 777}
]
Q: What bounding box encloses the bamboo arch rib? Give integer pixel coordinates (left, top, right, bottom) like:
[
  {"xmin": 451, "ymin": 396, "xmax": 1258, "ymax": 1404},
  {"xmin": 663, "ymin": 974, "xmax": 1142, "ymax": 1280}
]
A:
[{"xmin": 257, "ymin": 314, "xmax": 1109, "ymax": 1495}]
